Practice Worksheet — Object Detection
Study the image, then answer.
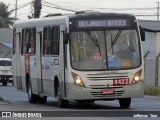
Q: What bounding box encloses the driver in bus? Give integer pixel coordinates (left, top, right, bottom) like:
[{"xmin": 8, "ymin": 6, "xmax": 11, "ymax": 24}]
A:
[{"xmin": 114, "ymin": 40, "xmax": 139, "ymax": 67}]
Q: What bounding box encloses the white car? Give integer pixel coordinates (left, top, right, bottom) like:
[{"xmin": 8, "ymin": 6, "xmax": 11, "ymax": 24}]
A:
[{"xmin": 0, "ymin": 58, "xmax": 13, "ymax": 86}]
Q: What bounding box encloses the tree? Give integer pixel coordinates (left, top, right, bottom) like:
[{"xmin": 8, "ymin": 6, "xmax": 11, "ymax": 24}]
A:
[{"xmin": 0, "ymin": 2, "xmax": 15, "ymax": 28}]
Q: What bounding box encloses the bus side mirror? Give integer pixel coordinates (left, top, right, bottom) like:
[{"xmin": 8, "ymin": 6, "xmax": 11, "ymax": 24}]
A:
[
  {"xmin": 140, "ymin": 27, "xmax": 145, "ymax": 41},
  {"xmin": 63, "ymin": 32, "xmax": 69, "ymax": 44}
]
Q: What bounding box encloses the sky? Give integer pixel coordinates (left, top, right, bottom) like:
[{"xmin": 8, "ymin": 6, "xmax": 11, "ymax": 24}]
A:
[{"xmin": 1, "ymin": 0, "xmax": 160, "ymax": 20}]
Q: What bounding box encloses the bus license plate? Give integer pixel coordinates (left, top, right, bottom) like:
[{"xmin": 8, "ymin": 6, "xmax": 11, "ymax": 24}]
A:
[
  {"xmin": 102, "ymin": 89, "xmax": 114, "ymax": 95},
  {"xmin": 113, "ymin": 78, "xmax": 130, "ymax": 86}
]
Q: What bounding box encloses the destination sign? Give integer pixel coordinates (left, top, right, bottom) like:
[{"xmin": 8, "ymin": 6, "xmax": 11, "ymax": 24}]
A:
[{"xmin": 77, "ymin": 19, "xmax": 129, "ymax": 28}]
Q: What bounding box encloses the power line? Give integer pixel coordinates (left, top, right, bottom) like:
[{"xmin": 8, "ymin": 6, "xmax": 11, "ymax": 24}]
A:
[
  {"xmin": 42, "ymin": 1, "xmax": 158, "ymax": 19},
  {"xmin": 9, "ymin": 1, "xmax": 31, "ymax": 10},
  {"xmin": 41, "ymin": 10, "xmax": 53, "ymax": 14},
  {"xmin": 43, "ymin": 0, "xmax": 157, "ymax": 11},
  {"xmin": 18, "ymin": 12, "xmax": 31, "ymax": 17},
  {"xmin": 43, "ymin": 0, "xmax": 94, "ymax": 9},
  {"xmin": 10, "ymin": 2, "xmax": 32, "ymax": 12},
  {"xmin": 12, "ymin": 0, "xmax": 159, "ymax": 20},
  {"xmin": 43, "ymin": 0, "xmax": 156, "ymax": 11},
  {"xmin": 42, "ymin": 1, "xmax": 80, "ymax": 11},
  {"xmin": 97, "ymin": 7, "xmax": 157, "ymax": 10},
  {"xmin": 42, "ymin": 3, "xmax": 77, "ymax": 12}
]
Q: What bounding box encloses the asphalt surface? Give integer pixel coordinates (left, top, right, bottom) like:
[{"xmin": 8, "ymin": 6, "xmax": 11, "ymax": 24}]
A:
[{"xmin": 0, "ymin": 83, "xmax": 160, "ymax": 120}]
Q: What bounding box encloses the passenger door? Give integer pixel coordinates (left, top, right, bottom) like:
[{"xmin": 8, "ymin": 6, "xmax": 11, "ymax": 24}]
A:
[
  {"xmin": 35, "ymin": 27, "xmax": 43, "ymax": 95},
  {"xmin": 41, "ymin": 26, "xmax": 53, "ymax": 96},
  {"xmin": 14, "ymin": 29, "xmax": 22, "ymax": 90},
  {"xmin": 59, "ymin": 25, "xmax": 68, "ymax": 97}
]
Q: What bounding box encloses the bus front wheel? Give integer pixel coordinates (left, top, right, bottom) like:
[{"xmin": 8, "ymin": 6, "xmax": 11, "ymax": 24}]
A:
[
  {"xmin": 2, "ymin": 80, "xmax": 7, "ymax": 86},
  {"xmin": 87, "ymin": 100, "xmax": 95, "ymax": 104},
  {"xmin": 57, "ymin": 83, "xmax": 69, "ymax": 108},
  {"xmin": 119, "ymin": 98, "xmax": 131, "ymax": 108},
  {"xmin": 38, "ymin": 96, "xmax": 47, "ymax": 104},
  {"xmin": 27, "ymin": 80, "xmax": 38, "ymax": 103}
]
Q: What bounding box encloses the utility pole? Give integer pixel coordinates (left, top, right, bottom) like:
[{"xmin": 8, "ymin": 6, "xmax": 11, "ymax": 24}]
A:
[
  {"xmin": 34, "ymin": 0, "xmax": 42, "ymax": 18},
  {"xmin": 15, "ymin": 0, "xmax": 18, "ymax": 21},
  {"xmin": 157, "ymin": 2, "xmax": 159, "ymax": 21}
]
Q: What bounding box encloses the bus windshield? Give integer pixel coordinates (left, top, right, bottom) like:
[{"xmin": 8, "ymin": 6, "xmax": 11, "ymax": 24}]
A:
[{"xmin": 70, "ymin": 30, "xmax": 141, "ymax": 70}]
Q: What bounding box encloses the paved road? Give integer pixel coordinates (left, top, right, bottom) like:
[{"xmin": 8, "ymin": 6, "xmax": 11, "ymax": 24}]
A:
[{"xmin": 0, "ymin": 84, "xmax": 160, "ymax": 120}]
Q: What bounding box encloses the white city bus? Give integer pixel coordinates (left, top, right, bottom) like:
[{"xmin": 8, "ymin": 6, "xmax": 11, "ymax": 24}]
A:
[{"xmin": 13, "ymin": 12, "xmax": 145, "ymax": 108}]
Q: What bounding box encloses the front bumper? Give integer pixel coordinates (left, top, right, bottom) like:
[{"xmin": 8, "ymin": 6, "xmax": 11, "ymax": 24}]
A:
[
  {"xmin": 0, "ymin": 75, "xmax": 13, "ymax": 79},
  {"xmin": 67, "ymin": 81, "xmax": 144, "ymax": 101}
]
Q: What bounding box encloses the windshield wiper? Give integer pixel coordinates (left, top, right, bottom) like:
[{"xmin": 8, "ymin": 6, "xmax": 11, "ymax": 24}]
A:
[
  {"xmin": 111, "ymin": 30, "xmax": 122, "ymax": 45},
  {"xmin": 86, "ymin": 31, "xmax": 101, "ymax": 56}
]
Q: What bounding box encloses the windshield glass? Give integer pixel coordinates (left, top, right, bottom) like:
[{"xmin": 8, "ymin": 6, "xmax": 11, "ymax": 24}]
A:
[{"xmin": 70, "ymin": 30, "xmax": 141, "ymax": 70}]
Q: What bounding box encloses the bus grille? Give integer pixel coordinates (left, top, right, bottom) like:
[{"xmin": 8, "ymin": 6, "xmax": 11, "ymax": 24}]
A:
[
  {"xmin": 86, "ymin": 73, "xmax": 128, "ymax": 89},
  {"xmin": 86, "ymin": 73, "xmax": 127, "ymax": 98},
  {"xmin": 90, "ymin": 90, "xmax": 125, "ymax": 98},
  {"xmin": 87, "ymin": 75, "xmax": 128, "ymax": 81},
  {"xmin": 90, "ymin": 86, "xmax": 123, "ymax": 89}
]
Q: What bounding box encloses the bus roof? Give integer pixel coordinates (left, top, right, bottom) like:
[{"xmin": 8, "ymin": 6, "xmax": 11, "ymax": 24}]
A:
[
  {"xmin": 14, "ymin": 15, "xmax": 69, "ymax": 28},
  {"xmin": 70, "ymin": 12, "xmax": 135, "ymax": 19},
  {"xmin": 14, "ymin": 12, "xmax": 136, "ymax": 28}
]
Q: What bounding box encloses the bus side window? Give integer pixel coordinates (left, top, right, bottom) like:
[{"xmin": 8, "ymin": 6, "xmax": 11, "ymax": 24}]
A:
[
  {"xmin": 30, "ymin": 28, "xmax": 36, "ymax": 54},
  {"xmin": 22, "ymin": 28, "xmax": 36, "ymax": 55},
  {"xmin": 43, "ymin": 27, "xmax": 51, "ymax": 55},
  {"xmin": 22, "ymin": 29, "xmax": 29, "ymax": 54},
  {"xmin": 51, "ymin": 26, "xmax": 60, "ymax": 55}
]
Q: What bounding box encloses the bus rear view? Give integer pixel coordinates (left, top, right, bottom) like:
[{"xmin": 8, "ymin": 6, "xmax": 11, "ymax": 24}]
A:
[{"xmin": 67, "ymin": 12, "xmax": 144, "ymax": 108}]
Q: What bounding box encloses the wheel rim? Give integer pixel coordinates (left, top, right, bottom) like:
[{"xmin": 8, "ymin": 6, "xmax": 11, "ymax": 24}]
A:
[
  {"xmin": 28, "ymin": 84, "xmax": 31, "ymax": 99},
  {"xmin": 57, "ymin": 85, "xmax": 60, "ymax": 101}
]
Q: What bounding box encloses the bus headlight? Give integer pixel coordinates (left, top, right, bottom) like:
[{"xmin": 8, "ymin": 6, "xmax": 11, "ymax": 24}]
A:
[
  {"xmin": 71, "ymin": 72, "xmax": 85, "ymax": 87},
  {"xmin": 134, "ymin": 76, "xmax": 140, "ymax": 81},
  {"xmin": 132, "ymin": 69, "xmax": 142, "ymax": 84}
]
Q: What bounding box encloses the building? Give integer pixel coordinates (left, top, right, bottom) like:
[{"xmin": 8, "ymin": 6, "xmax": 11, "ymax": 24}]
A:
[
  {"xmin": 0, "ymin": 43, "xmax": 12, "ymax": 58},
  {"xmin": 0, "ymin": 28, "xmax": 13, "ymax": 58}
]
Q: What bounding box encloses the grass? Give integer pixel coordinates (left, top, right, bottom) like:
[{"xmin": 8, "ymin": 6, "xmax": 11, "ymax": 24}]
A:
[
  {"xmin": 0, "ymin": 97, "xmax": 5, "ymax": 102},
  {"xmin": 144, "ymin": 85, "xmax": 160, "ymax": 96},
  {"xmin": 0, "ymin": 97, "xmax": 5, "ymax": 103}
]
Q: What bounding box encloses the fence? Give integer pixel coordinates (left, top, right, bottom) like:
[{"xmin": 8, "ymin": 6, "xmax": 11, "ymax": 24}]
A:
[{"xmin": 144, "ymin": 51, "xmax": 160, "ymax": 86}]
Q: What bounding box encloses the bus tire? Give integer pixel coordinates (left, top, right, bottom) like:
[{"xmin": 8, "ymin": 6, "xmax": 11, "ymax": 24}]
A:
[
  {"xmin": 12, "ymin": 81, "xmax": 14, "ymax": 86},
  {"xmin": 77, "ymin": 100, "xmax": 86, "ymax": 104},
  {"xmin": 57, "ymin": 83, "xmax": 69, "ymax": 108},
  {"xmin": 87, "ymin": 100, "xmax": 95, "ymax": 104},
  {"xmin": 119, "ymin": 98, "xmax": 131, "ymax": 108},
  {"xmin": 38, "ymin": 96, "xmax": 47, "ymax": 104},
  {"xmin": 58, "ymin": 96, "xmax": 69, "ymax": 108},
  {"xmin": 2, "ymin": 79, "xmax": 7, "ymax": 86},
  {"xmin": 27, "ymin": 80, "xmax": 38, "ymax": 104}
]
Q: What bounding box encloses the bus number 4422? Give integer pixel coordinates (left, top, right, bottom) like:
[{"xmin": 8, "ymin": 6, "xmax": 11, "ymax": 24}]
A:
[{"xmin": 113, "ymin": 78, "xmax": 130, "ymax": 86}]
